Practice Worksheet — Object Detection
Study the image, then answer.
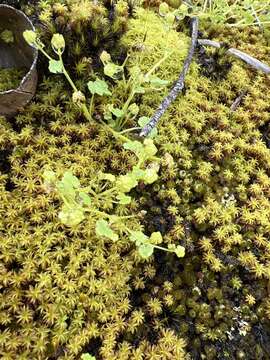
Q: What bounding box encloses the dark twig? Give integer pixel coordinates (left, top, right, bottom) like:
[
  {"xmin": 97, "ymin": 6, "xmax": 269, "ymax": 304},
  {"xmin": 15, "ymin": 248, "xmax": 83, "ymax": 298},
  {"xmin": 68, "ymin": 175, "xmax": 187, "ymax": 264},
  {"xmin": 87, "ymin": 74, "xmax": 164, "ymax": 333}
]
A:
[
  {"xmin": 198, "ymin": 39, "xmax": 270, "ymax": 74},
  {"xmin": 230, "ymin": 90, "xmax": 247, "ymax": 111},
  {"xmin": 140, "ymin": 17, "xmax": 199, "ymax": 137}
]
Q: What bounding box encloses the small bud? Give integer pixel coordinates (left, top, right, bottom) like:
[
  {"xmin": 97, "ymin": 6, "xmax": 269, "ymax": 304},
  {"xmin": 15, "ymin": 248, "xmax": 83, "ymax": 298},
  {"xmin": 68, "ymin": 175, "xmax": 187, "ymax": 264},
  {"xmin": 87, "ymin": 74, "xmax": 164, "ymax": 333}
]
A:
[
  {"xmin": 165, "ymin": 12, "xmax": 175, "ymax": 26},
  {"xmin": 100, "ymin": 50, "xmax": 111, "ymax": 64},
  {"xmin": 159, "ymin": 2, "xmax": 169, "ymax": 16},
  {"xmin": 23, "ymin": 30, "xmax": 37, "ymax": 45},
  {"xmin": 72, "ymin": 91, "xmax": 86, "ymax": 104},
  {"xmin": 128, "ymin": 103, "xmax": 139, "ymax": 116},
  {"xmin": 81, "ymin": 57, "xmax": 92, "ymax": 65},
  {"xmin": 51, "ymin": 33, "xmax": 65, "ymax": 53},
  {"xmin": 179, "ymin": 3, "xmax": 189, "ymax": 14}
]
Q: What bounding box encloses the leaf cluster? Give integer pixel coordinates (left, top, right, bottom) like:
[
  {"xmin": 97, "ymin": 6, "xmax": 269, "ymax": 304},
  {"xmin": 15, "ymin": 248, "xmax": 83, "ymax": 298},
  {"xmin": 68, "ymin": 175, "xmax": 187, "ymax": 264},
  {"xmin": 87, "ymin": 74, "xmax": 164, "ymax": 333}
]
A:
[{"xmin": 43, "ymin": 136, "xmax": 185, "ymax": 259}]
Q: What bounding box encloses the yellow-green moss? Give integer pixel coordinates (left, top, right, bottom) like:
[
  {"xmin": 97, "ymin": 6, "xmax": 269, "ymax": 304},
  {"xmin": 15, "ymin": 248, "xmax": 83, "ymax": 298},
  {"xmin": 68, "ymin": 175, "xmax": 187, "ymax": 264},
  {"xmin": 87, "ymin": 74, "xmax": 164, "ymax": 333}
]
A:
[
  {"xmin": 0, "ymin": 67, "xmax": 25, "ymax": 92},
  {"xmin": 1, "ymin": 2, "xmax": 270, "ymax": 360},
  {"xmin": 120, "ymin": 6, "xmax": 270, "ymax": 358}
]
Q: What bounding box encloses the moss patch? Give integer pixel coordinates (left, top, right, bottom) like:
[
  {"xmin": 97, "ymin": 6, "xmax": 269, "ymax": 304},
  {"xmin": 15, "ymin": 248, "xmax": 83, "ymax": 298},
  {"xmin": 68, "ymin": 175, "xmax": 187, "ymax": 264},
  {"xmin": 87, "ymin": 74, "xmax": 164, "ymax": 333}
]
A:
[
  {"xmin": 1, "ymin": 2, "xmax": 270, "ymax": 360},
  {"xmin": 0, "ymin": 67, "xmax": 26, "ymax": 92}
]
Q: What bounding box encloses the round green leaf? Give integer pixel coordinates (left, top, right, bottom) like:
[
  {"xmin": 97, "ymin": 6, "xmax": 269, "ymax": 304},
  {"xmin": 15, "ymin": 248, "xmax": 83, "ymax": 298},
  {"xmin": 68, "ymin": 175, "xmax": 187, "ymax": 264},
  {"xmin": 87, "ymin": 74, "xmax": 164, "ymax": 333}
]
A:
[
  {"xmin": 111, "ymin": 107, "xmax": 124, "ymax": 118},
  {"xmin": 159, "ymin": 2, "xmax": 170, "ymax": 16},
  {"xmin": 150, "ymin": 232, "xmax": 163, "ymax": 244},
  {"xmin": 59, "ymin": 207, "xmax": 85, "ymax": 226},
  {"xmin": 175, "ymin": 245, "xmax": 185, "ymax": 258},
  {"xmin": 62, "ymin": 172, "xmax": 80, "ymax": 188},
  {"xmin": 143, "ymin": 139, "xmax": 158, "ymax": 157},
  {"xmin": 99, "ymin": 173, "xmax": 116, "ymax": 182},
  {"xmin": 138, "ymin": 244, "xmax": 154, "ymax": 258},
  {"xmin": 128, "ymin": 103, "xmax": 139, "ymax": 116},
  {"xmin": 81, "ymin": 354, "xmax": 96, "ymax": 360},
  {"xmin": 129, "ymin": 231, "xmax": 148, "ymax": 245},
  {"xmin": 143, "ymin": 168, "xmax": 158, "ymax": 184},
  {"xmin": 148, "ymin": 76, "xmax": 169, "ymax": 87},
  {"xmin": 49, "ymin": 59, "xmax": 63, "ymax": 74},
  {"xmin": 87, "ymin": 79, "xmax": 111, "ymax": 96},
  {"xmin": 23, "ymin": 30, "xmax": 37, "ymax": 45},
  {"xmin": 138, "ymin": 116, "xmax": 150, "ymax": 127},
  {"xmin": 95, "ymin": 220, "xmax": 118, "ymax": 241},
  {"xmin": 43, "ymin": 170, "xmax": 56, "ymax": 184},
  {"xmin": 165, "ymin": 12, "xmax": 175, "ymax": 26},
  {"xmin": 117, "ymin": 193, "xmax": 131, "ymax": 205},
  {"xmin": 104, "ymin": 63, "xmax": 123, "ymax": 80},
  {"xmin": 116, "ymin": 174, "xmax": 138, "ymax": 193},
  {"xmin": 132, "ymin": 168, "xmax": 146, "ymax": 181},
  {"xmin": 79, "ymin": 192, "xmax": 91, "ymax": 206},
  {"xmin": 123, "ymin": 141, "xmax": 144, "ymax": 157}
]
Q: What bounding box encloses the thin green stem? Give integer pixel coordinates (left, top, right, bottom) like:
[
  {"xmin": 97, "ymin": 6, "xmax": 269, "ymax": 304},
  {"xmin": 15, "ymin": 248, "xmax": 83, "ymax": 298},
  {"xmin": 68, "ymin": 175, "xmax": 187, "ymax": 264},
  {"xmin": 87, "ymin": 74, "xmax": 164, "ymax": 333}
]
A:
[
  {"xmin": 84, "ymin": 187, "xmax": 99, "ymax": 200},
  {"xmin": 119, "ymin": 127, "xmax": 141, "ymax": 134},
  {"xmin": 89, "ymin": 94, "xmax": 95, "ymax": 120},
  {"xmin": 59, "ymin": 53, "xmax": 78, "ymax": 92},
  {"xmin": 61, "ymin": 195, "xmax": 78, "ymax": 210},
  {"xmin": 61, "ymin": 196, "xmax": 72, "ymax": 209},
  {"xmin": 116, "ymin": 215, "xmax": 137, "ymax": 219},
  {"xmin": 84, "ymin": 208, "xmax": 109, "ymax": 217},
  {"xmin": 202, "ymin": 0, "xmax": 208, "ymax": 12},
  {"xmin": 100, "ymin": 120, "xmax": 130, "ymax": 143},
  {"xmin": 36, "ymin": 44, "xmax": 53, "ymax": 61},
  {"xmin": 117, "ymin": 89, "xmax": 136, "ymax": 129},
  {"xmin": 98, "ymin": 187, "xmax": 117, "ymax": 198},
  {"xmin": 145, "ymin": 51, "xmax": 173, "ymax": 78},
  {"xmin": 59, "ymin": 53, "xmax": 93, "ymax": 122},
  {"xmin": 81, "ymin": 104, "xmax": 92, "ymax": 122},
  {"xmin": 118, "ymin": 51, "xmax": 173, "ymax": 130},
  {"xmin": 152, "ymin": 244, "xmax": 173, "ymax": 252},
  {"xmin": 124, "ymin": 74, "xmax": 134, "ymax": 92},
  {"xmin": 122, "ymin": 54, "xmax": 130, "ymax": 68}
]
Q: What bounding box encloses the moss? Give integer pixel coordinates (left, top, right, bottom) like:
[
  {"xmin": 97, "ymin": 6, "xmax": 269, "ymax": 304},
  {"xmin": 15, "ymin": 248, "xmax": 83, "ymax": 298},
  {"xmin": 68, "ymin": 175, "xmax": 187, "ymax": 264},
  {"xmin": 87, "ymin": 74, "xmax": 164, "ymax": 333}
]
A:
[
  {"xmin": 0, "ymin": 67, "xmax": 26, "ymax": 92},
  {"xmin": 23, "ymin": 0, "xmax": 131, "ymax": 74},
  {"xmin": 1, "ymin": 2, "xmax": 270, "ymax": 360},
  {"xmin": 0, "ymin": 52, "xmax": 187, "ymax": 360},
  {"xmin": 120, "ymin": 6, "xmax": 270, "ymax": 359}
]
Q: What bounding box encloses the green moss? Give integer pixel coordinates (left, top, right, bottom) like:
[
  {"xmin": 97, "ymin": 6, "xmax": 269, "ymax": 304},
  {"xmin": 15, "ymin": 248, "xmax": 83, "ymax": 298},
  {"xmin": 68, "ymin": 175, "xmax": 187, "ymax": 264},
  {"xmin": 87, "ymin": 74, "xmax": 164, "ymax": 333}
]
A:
[
  {"xmin": 120, "ymin": 6, "xmax": 270, "ymax": 358},
  {"xmin": 119, "ymin": 7, "xmax": 190, "ymax": 113},
  {"xmin": 1, "ymin": 2, "xmax": 270, "ymax": 359},
  {"xmin": 0, "ymin": 67, "xmax": 26, "ymax": 92}
]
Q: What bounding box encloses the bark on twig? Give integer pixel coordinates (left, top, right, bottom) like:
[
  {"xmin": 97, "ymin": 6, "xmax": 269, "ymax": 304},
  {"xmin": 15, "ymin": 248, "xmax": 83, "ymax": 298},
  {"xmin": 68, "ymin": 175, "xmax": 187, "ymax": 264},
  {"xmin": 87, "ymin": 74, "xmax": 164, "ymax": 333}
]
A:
[
  {"xmin": 140, "ymin": 17, "xmax": 199, "ymax": 137},
  {"xmin": 230, "ymin": 90, "xmax": 247, "ymax": 111},
  {"xmin": 198, "ymin": 39, "xmax": 270, "ymax": 74}
]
